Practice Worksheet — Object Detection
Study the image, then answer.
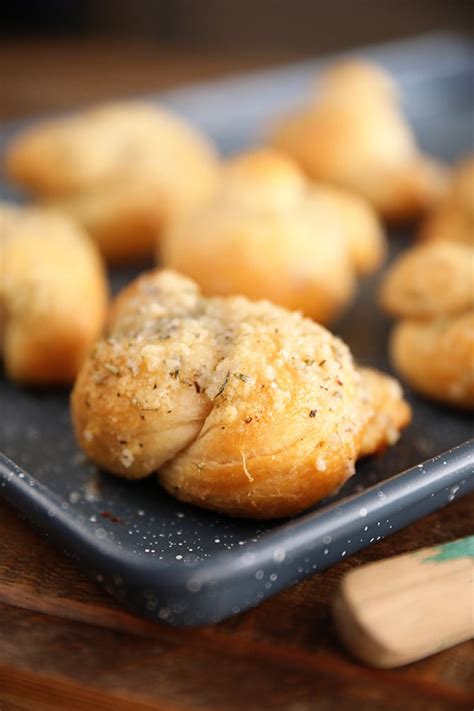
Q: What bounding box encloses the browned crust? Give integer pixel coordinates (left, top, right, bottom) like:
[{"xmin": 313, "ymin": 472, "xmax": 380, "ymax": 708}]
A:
[
  {"xmin": 162, "ymin": 149, "xmax": 385, "ymax": 323},
  {"xmin": 71, "ymin": 268, "xmax": 410, "ymax": 518},
  {"xmin": 0, "ymin": 203, "xmax": 108, "ymax": 384},
  {"xmin": 5, "ymin": 102, "xmax": 219, "ymax": 262},
  {"xmin": 269, "ymin": 60, "xmax": 447, "ymax": 220}
]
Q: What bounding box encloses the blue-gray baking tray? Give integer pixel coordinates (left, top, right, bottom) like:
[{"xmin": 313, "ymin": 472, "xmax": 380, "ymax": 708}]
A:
[{"xmin": 1, "ymin": 32, "xmax": 473, "ymax": 626}]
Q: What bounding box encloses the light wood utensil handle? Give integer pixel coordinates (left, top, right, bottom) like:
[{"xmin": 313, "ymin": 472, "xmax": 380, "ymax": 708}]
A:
[{"xmin": 333, "ymin": 536, "xmax": 474, "ymax": 668}]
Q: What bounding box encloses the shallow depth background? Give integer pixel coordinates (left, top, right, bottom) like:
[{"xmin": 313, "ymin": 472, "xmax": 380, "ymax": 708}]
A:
[
  {"xmin": 2, "ymin": 0, "xmax": 472, "ymax": 50},
  {"xmin": 1, "ymin": 0, "xmax": 471, "ymax": 120}
]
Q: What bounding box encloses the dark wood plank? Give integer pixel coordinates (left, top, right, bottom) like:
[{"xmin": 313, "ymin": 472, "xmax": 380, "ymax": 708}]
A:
[{"xmin": 1, "ymin": 602, "xmax": 472, "ymax": 711}]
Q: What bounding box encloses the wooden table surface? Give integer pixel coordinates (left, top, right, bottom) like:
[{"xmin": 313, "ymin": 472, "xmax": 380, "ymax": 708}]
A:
[{"xmin": 1, "ymin": 38, "xmax": 473, "ymax": 711}]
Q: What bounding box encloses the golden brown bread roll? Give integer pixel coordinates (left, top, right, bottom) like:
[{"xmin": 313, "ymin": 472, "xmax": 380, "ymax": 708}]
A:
[
  {"xmin": 357, "ymin": 367, "xmax": 412, "ymax": 458},
  {"xmin": 380, "ymin": 240, "xmax": 474, "ymax": 319},
  {"xmin": 380, "ymin": 239, "xmax": 474, "ymax": 408},
  {"xmin": 420, "ymin": 156, "xmax": 474, "ymax": 245},
  {"xmin": 161, "ymin": 149, "xmax": 385, "ymax": 323},
  {"xmin": 0, "ymin": 203, "xmax": 107, "ymax": 384},
  {"xmin": 270, "ymin": 60, "xmax": 447, "ymax": 221},
  {"xmin": 71, "ymin": 268, "xmax": 410, "ymax": 519},
  {"xmin": 313, "ymin": 184, "xmax": 386, "ymax": 276},
  {"xmin": 5, "ymin": 102, "xmax": 219, "ymax": 263},
  {"xmin": 390, "ymin": 314, "xmax": 474, "ymax": 409}
]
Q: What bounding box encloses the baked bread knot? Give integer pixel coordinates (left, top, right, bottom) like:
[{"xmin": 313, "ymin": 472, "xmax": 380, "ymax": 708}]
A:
[
  {"xmin": 420, "ymin": 156, "xmax": 474, "ymax": 245},
  {"xmin": 71, "ymin": 269, "xmax": 410, "ymax": 518},
  {"xmin": 380, "ymin": 240, "xmax": 474, "ymax": 408},
  {"xmin": 161, "ymin": 148, "xmax": 385, "ymax": 323},
  {"xmin": 0, "ymin": 203, "xmax": 107, "ymax": 384},
  {"xmin": 357, "ymin": 367, "xmax": 412, "ymax": 458},
  {"xmin": 5, "ymin": 102, "xmax": 219, "ymax": 262},
  {"xmin": 270, "ymin": 60, "xmax": 447, "ymax": 221},
  {"xmin": 381, "ymin": 240, "xmax": 474, "ymax": 319}
]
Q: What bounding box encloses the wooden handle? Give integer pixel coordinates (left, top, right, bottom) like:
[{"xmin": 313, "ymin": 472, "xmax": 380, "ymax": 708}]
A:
[{"xmin": 333, "ymin": 536, "xmax": 474, "ymax": 668}]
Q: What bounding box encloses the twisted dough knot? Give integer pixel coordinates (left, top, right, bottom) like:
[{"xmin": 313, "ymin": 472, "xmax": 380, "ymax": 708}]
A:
[
  {"xmin": 5, "ymin": 102, "xmax": 219, "ymax": 262},
  {"xmin": 420, "ymin": 156, "xmax": 474, "ymax": 246},
  {"xmin": 162, "ymin": 148, "xmax": 386, "ymax": 323},
  {"xmin": 380, "ymin": 239, "xmax": 474, "ymax": 408},
  {"xmin": 270, "ymin": 60, "xmax": 448, "ymax": 220},
  {"xmin": 0, "ymin": 202, "xmax": 107, "ymax": 384},
  {"xmin": 72, "ymin": 269, "xmax": 410, "ymax": 518}
]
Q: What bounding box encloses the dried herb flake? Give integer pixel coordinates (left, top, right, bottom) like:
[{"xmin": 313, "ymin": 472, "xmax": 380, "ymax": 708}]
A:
[
  {"xmin": 215, "ymin": 371, "xmax": 230, "ymax": 398},
  {"xmin": 233, "ymin": 372, "xmax": 251, "ymax": 383}
]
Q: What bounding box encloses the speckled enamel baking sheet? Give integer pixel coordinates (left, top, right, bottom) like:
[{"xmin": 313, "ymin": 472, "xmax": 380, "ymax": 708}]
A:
[{"xmin": 1, "ymin": 32, "xmax": 473, "ymax": 626}]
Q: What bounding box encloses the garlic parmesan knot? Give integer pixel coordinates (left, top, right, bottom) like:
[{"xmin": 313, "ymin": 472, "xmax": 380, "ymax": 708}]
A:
[
  {"xmin": 72, "ymin": 269, "xmax": 410, "ymax": 518},
  {"xmin": 5, "ymin": 102, "xmax": 219, "ymax": 262},
  {"xmin": 380, "ymin": 240, "xmax": 474, "ymax": 408},
  {"xmin": 420, "ymin": 155, "xmax": 474, "ymax": 246},
  {"xmin": 270, "ymin": 60, "xmax": 447, "ymax": 221},
  {"xmin": 162, "ymin": 148, "xmax": 386, "ymax": 323},
  {"xmin": 0, "ymin": 202, "xmax": 107, "ymax": 384}
]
